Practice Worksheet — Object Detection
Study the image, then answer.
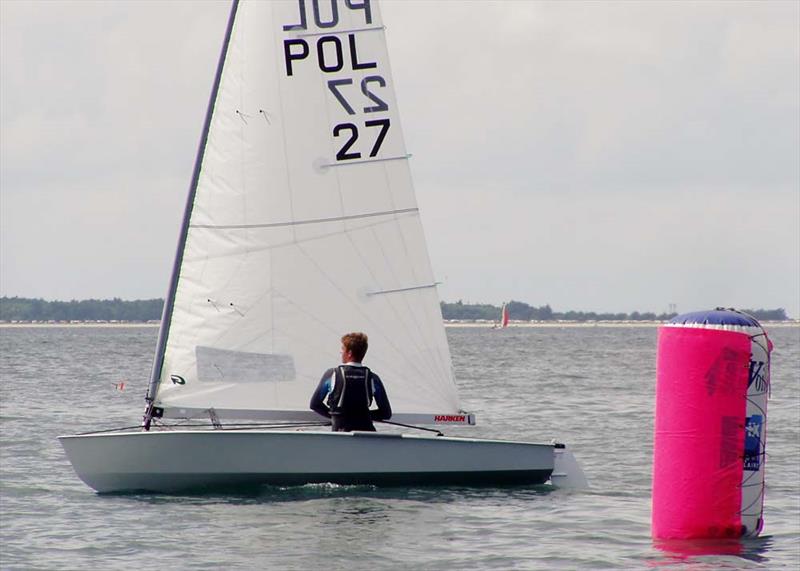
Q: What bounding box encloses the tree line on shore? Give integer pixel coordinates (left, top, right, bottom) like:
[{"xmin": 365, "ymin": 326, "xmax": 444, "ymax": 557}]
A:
[
  {"xmin": 442, "ymin": 300, "xmax": 789, "ymax": 321},
  {"xmin": 0, "ymin": 296, "xmax": 790, "ymax": 322},
  {"xmin": 0, "ymin": 297, "xmax": 163, "ymax": 322}
]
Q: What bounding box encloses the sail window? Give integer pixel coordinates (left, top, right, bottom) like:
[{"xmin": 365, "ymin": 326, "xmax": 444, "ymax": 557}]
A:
[{"xmin": 196, "ymin": 346, "xmax": 296, "ymax": 383}]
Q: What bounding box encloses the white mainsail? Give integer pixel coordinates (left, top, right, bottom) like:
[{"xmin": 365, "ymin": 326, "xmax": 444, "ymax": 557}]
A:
[{"xmin": 149, "ymin": 0, "xmax": 461, "ymax": 423}]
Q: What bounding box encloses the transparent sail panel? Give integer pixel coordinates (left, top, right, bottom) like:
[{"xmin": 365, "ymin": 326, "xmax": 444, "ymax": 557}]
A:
[{"xmin": 156, "ymin": 0, "xmax": 459, "ymax": 420}]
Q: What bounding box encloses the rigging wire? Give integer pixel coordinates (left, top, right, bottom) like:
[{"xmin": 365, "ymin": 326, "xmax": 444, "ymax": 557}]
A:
[{"xmin": 77, "ymin": 421, "xmax": 331, "ymax": 436}]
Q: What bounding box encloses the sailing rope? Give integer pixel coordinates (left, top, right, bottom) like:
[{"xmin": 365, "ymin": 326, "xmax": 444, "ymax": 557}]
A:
[{"xmin": 377, "ymin": 419, "xmax": 443, "ymax": 437}]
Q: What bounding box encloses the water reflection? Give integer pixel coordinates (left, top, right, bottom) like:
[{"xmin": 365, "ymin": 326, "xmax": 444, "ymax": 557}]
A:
[
  {"xmin": 650, "ymin": 536, "xmax": 773, "ymax": 567},
  {"xmin": 114, "ymin": 482, "xmax": 555, "ymax": 507}
]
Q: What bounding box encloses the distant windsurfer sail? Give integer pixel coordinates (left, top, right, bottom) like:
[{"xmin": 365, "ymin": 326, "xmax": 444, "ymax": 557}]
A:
[{"xmin": 494, "ymin": 303, "xmax": 509, "ymax": 329}]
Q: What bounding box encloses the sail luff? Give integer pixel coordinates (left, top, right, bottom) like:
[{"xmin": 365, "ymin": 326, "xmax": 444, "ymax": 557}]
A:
[{"xmin": 144, "ymin": 0, "xmax": 241, "ymax": 426}]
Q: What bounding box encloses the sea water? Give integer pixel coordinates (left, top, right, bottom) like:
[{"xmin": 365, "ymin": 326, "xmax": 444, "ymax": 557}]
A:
[{"xmin": 1, "ymin": 325, "xmax": 798, "ymax": 570}]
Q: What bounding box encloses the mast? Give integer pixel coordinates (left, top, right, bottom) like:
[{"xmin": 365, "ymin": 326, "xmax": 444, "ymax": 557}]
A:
[{"xmin": 143, "ymin": 0, "xmax": 240, "ymax": 429}]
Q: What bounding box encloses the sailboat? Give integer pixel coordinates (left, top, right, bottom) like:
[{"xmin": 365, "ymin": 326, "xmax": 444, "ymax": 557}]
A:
[
  {"xmin": 59, "ymin": 0, "xmax": 586, "ymax": 493},
  {"xmin": 491, "ymin": 303, "xmax": 509, "ymax": 329},
  {"xmin": 494, "ymin": 303, "xmax": 510, "ymax": 329}
]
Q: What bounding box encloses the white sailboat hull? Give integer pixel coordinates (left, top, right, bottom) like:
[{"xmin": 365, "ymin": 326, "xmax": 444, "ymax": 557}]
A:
[{"xmin": 59, "ymin": 430, "xmax": 558, "ymax": 493}]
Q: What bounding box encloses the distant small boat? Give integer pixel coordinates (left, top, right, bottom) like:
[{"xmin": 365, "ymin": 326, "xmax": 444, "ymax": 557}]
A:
[{"xmin": 493, "ymin": 303, "xmax": 509, "ymax": 329}]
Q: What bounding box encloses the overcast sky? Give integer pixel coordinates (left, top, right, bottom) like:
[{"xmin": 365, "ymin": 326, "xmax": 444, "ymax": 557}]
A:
[{"xmin": 1, "ymin": 0, "xmax": 798, "ymax": 316}]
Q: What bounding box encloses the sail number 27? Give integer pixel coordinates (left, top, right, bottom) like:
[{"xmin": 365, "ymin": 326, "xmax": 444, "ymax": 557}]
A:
[
  {"xmin": 329, "ymin": 77, "xmax": 390, "ymax": 160},
  {"xmin": 334, "ymin": 119, "xmax": 390, "ymax": 160},
  {"xmin": 282, "ymin": 0, "xmax": 392, "ymax": 162}
]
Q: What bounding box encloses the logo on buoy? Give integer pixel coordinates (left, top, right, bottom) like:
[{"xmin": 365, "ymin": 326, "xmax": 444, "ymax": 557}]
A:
[
  {"xmin": 744, "ymin": 415, "xmax": 763, "ymax": 471},
  {"xmin": 748, "ymin": 360, "xmax": 767, "ymax": 392}
]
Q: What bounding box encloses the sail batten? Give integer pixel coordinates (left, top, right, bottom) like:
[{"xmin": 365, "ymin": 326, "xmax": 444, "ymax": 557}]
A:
[
  {"xmin": 366, "ymin": 284, "xmax": 439, "ymax": 296},
  {"xmin": 295, "ymin": 25, "xmax": 385, "ymax": 38},
  {"xmin": 320, "ymin": 154, "xmax": 411, "ymax": 168},
  {"xmin": 190, "ymin": 206, "xmax": 419, "ymax": 230},
  {"xmin": 153, "ymin": 0, "xmax": 460, "ymax": 423}
]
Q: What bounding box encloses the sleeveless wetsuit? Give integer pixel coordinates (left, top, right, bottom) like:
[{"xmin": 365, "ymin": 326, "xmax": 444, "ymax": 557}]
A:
[
  {"xmin": 328, "ymin": 365, "xmax": 375, "ymax": 432},
  {"xmin": 309, "ymin": 364, "xmax": 392, "ymax": 432}
]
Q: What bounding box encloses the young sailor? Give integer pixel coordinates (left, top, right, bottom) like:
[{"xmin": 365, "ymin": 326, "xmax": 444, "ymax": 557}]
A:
[{"xmin": 310, "ymin": 332, "xmax": 392, "ymax": 432}]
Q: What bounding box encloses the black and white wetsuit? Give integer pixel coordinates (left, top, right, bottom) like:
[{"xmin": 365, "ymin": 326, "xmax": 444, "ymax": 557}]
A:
[{"xmin": 309, "ymin": 363, "xmax": 392, "ymax": 432}]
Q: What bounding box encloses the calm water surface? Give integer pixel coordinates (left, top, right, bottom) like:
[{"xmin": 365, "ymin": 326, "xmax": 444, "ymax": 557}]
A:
[{"xmin": 1, "ymin": 325, "xmax": 798, "ymax": 570}]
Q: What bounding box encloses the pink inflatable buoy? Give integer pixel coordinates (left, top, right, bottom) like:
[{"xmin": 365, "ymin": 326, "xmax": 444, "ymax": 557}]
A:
[{"xmin": 652, "ymin": 309, "xmax": 772, "ymax": 540}]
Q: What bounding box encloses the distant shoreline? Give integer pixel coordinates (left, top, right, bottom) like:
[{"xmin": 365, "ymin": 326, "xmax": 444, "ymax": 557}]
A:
[
  {"xmin": 0, "ymin": 322, "xmax": 159, "ymax": 328},
  {"xmin": 3, "ymin": 297, "xmax": 792, "ymax": 324},
  {"xmin": 2, "ymin": 320, "xmax": 797, "ymax": 329}
]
